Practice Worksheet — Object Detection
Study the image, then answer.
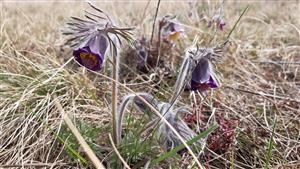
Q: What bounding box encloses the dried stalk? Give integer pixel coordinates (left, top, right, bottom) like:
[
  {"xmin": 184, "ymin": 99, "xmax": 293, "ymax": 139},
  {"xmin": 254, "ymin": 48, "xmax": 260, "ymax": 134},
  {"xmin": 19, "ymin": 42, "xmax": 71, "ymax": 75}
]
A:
[
  {"xmin": 53, "ymin": 95, "xmax": 106, "ymax": 169},
  {"xmin": 108, "ymin": 134, "xmax": 131, "ymax": 169},
  {"xmin": 150, "ymin": 0, "xmax": 161, "ymax": 43}
]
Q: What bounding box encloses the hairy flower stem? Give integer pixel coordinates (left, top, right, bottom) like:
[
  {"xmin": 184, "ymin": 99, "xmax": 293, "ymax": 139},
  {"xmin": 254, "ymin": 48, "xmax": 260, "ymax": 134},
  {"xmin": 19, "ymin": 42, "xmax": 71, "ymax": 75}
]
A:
[{"xmin": 112, "ymin": 46, "xmax": 119, "ymax": 145}]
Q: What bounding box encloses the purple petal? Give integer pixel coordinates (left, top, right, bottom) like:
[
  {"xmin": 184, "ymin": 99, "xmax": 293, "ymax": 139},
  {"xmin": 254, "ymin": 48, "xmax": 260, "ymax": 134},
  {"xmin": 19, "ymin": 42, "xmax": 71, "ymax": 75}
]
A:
[
  {"xmin": 207, "ymin": 76, "xmax": 218, "ymax": 88},
  {"xmin": 88, "ymin": 34, "xmax": 108, "ymax": 57},
  {"xmin": 137, "ymin": 50, "xmax": 147, "ymax": 64},
  {"xmin": 190, "ymin": 76, "xmax": 218, "ymax": 91},
  {"xmin": 191, "ymin": 58, "xmax": 211, "ymax": 83},
  {"xmin": 162, "ymin": 21, "xmax": 184, "ymax": 40},
  {"xmin": 218, "ymin": 19, "xmax": 226, "ymax": 31},
  {"xmin": 190, "ymin": 59, "xmax": 219, "ymax": 91},
  {"xmin": 170, "ymin": 22, "xmax": 184, "ymax": 33}
]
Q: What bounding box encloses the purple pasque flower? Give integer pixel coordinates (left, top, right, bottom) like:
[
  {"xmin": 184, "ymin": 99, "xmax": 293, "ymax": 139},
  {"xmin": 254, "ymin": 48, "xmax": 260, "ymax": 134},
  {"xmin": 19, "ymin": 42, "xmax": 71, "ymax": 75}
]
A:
[
  {"xmin": 191, "ymin": 58, "xmax": 219, "ymax": 91},
  {"xmin": 209, "ymin": 14, "xmax": 226, "ymax": 31},
  {"xmin": 161, "ymin": 17, "xmax": 185, "ymax": 41},
  {"xmin": 63, "ymin": 3, "xmax": 133, "ymax": 71},
  {"xmin": 73, "ymin": 34, "xmax": 108, "ymax": 71},
  {"xmin": 218, "ymin": 18, "xmax": 226, "ymax": 31}
]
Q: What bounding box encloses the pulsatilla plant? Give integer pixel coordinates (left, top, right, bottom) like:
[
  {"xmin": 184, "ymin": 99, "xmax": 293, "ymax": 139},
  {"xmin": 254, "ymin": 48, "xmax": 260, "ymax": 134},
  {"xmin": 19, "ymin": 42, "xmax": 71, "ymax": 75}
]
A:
[
  {"xmin": 117, "ymin": 93, "xmax": 203, "ymax": 150},
  {"xmin": 171, "ymin": 4, "xmax": 249, "ymax": 99},
  {"xmin": 208, "ymin": 0, "xmax": 226, "ymax": 31},
  {"xmin": 62, "ymin": 2, "xmax": 133, "ymax": 71},
  {"xmin": 171, "ymin": 38, "xmax": 225, "ymax": 102},
  {"xmin": 160, "ymin": 15, "xmax": 185, "ymax": 41},
  {"xmin": 62, "ymin": 3, "xmax": 133, "ymax": 145}
]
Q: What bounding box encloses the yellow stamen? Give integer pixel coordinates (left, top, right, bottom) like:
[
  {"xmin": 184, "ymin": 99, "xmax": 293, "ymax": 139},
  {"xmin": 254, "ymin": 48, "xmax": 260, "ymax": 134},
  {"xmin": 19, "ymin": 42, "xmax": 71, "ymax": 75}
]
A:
[
  {"xmin": 79, "ymin": 52, "xmax": 99, "ymax": 66},
  {"xmin": 169, "ymin": 32, "xmax": 181, "ymax": 40}
]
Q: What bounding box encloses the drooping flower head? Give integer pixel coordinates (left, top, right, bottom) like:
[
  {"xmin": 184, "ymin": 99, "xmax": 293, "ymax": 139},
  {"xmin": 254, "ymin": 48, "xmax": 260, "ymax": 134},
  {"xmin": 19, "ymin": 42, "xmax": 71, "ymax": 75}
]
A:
[
  {"xmin": 208, "ymin": 0, "xmax": 226, "ymax": 31},
  {"xmin": 188, "ymin": 46, "xmax": 222, "ymax": 92},
  {"xmin": 73, "ymin": 34, "xmax": 108, "ymax": 71},
  {"xmin": 191, "ymin": 58, "xmax": 219, "ymax": 91},
  {"xmin": 160, "ymin": 15, "xmax": 185, "ymax": 41},
  {"xmin": 62, "ymin": 3, "xmax": 133, "ymax": 71},
  {"xmin": 171, "ymin": 38, "xmax": 224, "ymax": 102},
  {"xmin": 217, "ymin": 18, "xmax": 226, "ymax": 31},
  {"xmin": 209, "ymin": 14, "xmax": 226, "ymax": 31}
]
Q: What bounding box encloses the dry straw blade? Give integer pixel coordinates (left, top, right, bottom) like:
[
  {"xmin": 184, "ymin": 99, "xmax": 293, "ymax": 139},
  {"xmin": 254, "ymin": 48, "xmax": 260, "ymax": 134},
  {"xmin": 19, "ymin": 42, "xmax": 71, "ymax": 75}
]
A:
[{"xmin": 53, "ymin": 95, "xmax": 106, "ymax": 169}]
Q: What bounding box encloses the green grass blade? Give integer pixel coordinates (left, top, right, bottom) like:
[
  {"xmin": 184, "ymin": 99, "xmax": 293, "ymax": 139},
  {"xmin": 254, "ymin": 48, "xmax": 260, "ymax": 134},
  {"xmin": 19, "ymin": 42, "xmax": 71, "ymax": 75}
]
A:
[
  {"xmin": 151, "ymin": 124, "xmax": 219, "ymax": 165},
  {"xmin": 45, "ymin": 124, "xmax": 89, "ymax": 165},
  {"xmin": 226, "ymin": 5, "xmax": 250, "ymax": 40},
  {"xmin": 54, "ymin": 132, "xmax": 89, "ymax": 165},
  {"xmin": 265, "ymin": 119, "xmax": 277, "ymax": 169}
]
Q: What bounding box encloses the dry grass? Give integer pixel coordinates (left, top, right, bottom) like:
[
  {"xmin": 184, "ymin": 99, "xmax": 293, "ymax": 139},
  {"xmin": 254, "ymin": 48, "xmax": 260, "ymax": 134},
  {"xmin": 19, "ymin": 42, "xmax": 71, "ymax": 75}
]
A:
[{"xmin": 1, "ymin": 1, "xmax": 300, "ymax": 169}]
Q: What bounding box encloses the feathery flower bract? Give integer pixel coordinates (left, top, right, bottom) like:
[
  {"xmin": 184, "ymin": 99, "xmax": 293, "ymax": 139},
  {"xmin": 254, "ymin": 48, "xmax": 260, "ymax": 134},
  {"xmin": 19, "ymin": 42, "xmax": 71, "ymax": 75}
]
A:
[{"xmin": 157, "ymin": 103, "xmax": 199, "ymax": 149}]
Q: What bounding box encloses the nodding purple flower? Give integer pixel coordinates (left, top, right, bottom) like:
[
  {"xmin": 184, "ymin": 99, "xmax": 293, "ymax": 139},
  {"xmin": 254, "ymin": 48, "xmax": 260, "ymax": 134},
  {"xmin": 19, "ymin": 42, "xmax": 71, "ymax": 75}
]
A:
[
  {"xmin": 73, "ymin": 34, "xmax": 108, "ymax": 71},
  {"xmin": 62, "ymin": 3, "xmax": 133, "ymax": 71},
  {"xmin": 161, "ymin": 17, "xmax": 184, "ymax": 41},
  {"xmin": 191, "ymin": 58, "xmax": 219, "ymax": 91},
  {"xmin": 209, "ymin": 14, "xmax": 226, "ymax": 31},
  {"xmin": 218, "ymin": 19, "xmax": 226, "ymax": 31}
]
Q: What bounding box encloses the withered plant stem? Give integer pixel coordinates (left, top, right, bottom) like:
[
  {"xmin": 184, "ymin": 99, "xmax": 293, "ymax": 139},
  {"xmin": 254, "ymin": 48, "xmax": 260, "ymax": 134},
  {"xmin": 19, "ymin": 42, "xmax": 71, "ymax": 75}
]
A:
[
  {"xmin": 155, "ymin": 22, "xmax": 162, "ymax": 68},
  {"xmin": 108, "ymin": 134, "xmax": 131, "ymax": 169},
  {"xmin": 150, "ymin": 0, "xmax": 161, "ymax": 43}
]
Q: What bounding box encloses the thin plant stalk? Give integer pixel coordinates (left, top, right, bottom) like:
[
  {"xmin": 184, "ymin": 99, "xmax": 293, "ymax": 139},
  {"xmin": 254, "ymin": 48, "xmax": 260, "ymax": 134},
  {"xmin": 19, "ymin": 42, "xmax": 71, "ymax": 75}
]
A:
[
  {"xmin": 150, "ymin": 0, "xmax": 161, "ymax": 43},
  {"xmin": 111, "ymin": 44, "xmax": 119, "ymax": 145},
  {"xmin": 108, "ymin": 134, "xmax": 131, "ymax": 169},
  {"xmin": 226, "ymin": 5, "xmax": 249, "ymax": 40},
  {"xmin": 265, "ymin": 119, "xmax": 277, "ymax": 169},
  {"xmin": 155, "ymin": 21, "xmax": 162, "ymax": 68}
]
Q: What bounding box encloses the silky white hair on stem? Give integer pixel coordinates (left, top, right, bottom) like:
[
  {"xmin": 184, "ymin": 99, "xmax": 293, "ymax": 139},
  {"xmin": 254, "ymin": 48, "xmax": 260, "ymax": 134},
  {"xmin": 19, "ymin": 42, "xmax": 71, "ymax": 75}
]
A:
[
  {"xmin": 157, "ymin": 102, "xmax": 203, "ymax": 149},
  {"xmin": 117, "ymin": 93, "xmax": 160, "ymax": 142},
  {"xmin": 170, "ymin": 35, "xmax": 222, "ymax": 106},
  {"xmin": 117, "ymin": 93, "xmax": 203, "ymax": 150}
]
